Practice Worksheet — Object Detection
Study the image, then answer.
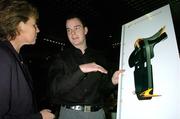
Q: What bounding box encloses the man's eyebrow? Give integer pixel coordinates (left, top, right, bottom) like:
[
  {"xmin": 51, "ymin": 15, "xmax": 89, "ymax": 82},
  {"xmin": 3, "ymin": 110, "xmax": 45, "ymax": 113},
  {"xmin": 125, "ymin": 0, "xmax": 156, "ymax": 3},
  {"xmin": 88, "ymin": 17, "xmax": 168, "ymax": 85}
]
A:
[
  {"xmin": 66, "ymin": 25, "xmax": 82, "ymax": 29},
  {"xmin": 74, "ymin": 25, "xmax": 81, "ymax": 27}
]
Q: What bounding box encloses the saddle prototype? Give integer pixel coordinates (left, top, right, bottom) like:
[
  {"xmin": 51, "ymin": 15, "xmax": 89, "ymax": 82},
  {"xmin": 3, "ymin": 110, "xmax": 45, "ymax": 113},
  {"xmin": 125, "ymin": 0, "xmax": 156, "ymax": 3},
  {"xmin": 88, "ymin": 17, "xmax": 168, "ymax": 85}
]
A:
[{"xmin": 128, "ymin": 26, "xmax": 168, "ymax": 100}]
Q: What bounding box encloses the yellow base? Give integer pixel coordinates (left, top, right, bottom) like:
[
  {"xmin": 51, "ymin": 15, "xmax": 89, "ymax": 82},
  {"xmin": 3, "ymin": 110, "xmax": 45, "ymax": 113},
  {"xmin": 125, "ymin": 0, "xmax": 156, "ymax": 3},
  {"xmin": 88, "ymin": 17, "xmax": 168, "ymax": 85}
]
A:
[{"xmin": 139, "ymin": 88, "xmax": 161, "ymax": 98}]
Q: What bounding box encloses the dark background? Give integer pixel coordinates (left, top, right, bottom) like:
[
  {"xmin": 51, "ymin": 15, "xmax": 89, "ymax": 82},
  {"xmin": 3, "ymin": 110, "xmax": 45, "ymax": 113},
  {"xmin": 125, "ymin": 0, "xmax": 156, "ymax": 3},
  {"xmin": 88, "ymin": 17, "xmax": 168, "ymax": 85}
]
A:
[{"xmin": 22, "ymin": 0, "xmax": 180, "ymax": 110}]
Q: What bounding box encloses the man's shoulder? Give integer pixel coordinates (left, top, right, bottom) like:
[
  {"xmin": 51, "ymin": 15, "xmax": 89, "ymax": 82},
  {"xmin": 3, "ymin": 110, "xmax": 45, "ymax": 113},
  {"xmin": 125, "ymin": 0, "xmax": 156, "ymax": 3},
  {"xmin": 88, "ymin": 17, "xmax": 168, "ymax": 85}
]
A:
[
  {"xmin": 87, "ymin": 47, "xmax": 105, "ymax": 54},
  {"xmin": 89, "ymin": 48, "xmax": 107, "ymax": 59},
  {"xmin": 52, "ymin": 48, "xmax": 73, "ymax": 60}
]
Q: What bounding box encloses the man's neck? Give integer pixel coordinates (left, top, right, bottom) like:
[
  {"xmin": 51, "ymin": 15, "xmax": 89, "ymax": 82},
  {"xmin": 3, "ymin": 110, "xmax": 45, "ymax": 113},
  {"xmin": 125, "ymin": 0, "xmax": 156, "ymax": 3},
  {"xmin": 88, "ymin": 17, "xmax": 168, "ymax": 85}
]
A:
[
  {"xmin": 74, "ymin": 43, "xmax": 87, "ymax": 54},
  {"xmin": 79, "ymin": 45, "xmax": 87, "ymax": 54}
]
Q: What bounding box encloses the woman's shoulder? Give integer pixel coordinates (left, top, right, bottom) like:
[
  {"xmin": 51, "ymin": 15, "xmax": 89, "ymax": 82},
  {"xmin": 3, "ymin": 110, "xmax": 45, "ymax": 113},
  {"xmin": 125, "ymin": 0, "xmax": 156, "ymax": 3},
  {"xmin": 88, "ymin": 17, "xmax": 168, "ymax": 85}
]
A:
[
  {"xmin": 0, "ymin": 43, "xmax": 14, "ymax": 65},
  {"xmin": 0, "ymin": 43, "xmax": 12, "ymax": 58}
]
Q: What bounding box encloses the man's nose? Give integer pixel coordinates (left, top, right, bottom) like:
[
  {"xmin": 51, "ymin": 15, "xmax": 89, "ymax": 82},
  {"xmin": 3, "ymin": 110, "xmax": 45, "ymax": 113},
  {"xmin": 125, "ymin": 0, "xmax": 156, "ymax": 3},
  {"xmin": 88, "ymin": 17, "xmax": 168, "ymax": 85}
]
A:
[{"xmin": 71, "ymin": 30, "xmax": 76, "ymax": 35}]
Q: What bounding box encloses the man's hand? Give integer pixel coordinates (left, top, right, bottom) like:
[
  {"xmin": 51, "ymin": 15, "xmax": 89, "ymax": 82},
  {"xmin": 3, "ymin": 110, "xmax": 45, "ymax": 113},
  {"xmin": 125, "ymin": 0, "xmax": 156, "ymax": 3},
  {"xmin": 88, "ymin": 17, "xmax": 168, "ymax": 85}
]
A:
[
  {"xmin": 79, "ymin": 62, "xmax": 108, "ymax": 74},
  {"xmin": 112, "ymin": 70, "xmax": 125, "ymax": 85}
]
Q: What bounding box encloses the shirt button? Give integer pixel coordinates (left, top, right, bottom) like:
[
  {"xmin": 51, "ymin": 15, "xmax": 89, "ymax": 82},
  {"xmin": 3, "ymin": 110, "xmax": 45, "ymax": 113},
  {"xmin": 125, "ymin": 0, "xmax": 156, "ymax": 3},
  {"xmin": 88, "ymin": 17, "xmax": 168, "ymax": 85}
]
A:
[
  {"xmin": 85, "ymin": 99, "xmax": 89, "ymax": 102},
  {"xmin": 84, "ymin": 89, "xmax": 88, "ymax": 93},
  {"xmin": 83, "ymin": 76, "xmax": 87, "ymax": 79}
]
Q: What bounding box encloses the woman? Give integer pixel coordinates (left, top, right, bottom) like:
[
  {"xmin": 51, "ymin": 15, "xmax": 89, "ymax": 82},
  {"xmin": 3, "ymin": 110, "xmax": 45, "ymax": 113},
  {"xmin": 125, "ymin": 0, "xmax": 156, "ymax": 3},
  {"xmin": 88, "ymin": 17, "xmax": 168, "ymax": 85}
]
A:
[{"xmin": 0, "ymin": 0, "xmax": 55, "ymax": 119}]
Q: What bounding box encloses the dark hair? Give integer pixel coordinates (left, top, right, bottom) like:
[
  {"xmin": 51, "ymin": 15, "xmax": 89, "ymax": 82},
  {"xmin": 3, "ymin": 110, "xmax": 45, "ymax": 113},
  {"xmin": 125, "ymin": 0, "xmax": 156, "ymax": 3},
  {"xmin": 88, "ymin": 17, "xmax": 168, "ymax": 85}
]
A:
[
  {"xmin": 0, "ymin": 0, "xmax": 39, "ymax": 41},
  {"xmin": 65, "ymin": 14, "xmax": 87, "ymax": 27}
]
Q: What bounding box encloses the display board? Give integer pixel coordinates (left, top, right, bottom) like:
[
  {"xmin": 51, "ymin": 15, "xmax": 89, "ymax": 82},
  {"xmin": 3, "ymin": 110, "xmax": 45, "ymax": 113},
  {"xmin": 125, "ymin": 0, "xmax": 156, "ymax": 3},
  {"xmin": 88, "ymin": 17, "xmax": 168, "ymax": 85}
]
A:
[{"xmin": 117, "ymin": 4, "xmax": 180, "ymax": 119}]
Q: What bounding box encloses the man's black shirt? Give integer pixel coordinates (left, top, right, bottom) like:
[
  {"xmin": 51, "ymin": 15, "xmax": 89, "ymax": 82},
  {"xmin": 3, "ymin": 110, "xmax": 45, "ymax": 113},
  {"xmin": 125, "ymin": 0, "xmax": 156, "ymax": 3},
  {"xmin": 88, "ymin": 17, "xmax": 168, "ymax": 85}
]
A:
[{"xmin": 48, "ymin": 46, "xmax": 115, "ymax": 106}]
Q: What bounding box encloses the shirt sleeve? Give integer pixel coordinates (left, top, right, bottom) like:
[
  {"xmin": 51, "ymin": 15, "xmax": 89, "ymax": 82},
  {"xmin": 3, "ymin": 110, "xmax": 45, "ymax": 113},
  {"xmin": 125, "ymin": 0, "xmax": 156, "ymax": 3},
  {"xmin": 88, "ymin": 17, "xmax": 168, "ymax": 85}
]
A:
[{"xmin": 48, "ymin": 56, "xmax": 86, "ymax": 98}]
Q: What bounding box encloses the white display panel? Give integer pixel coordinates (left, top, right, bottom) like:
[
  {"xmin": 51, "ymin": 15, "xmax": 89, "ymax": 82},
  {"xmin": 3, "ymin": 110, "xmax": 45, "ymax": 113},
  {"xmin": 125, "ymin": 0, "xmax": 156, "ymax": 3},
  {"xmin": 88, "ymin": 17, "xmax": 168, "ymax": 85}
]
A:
[{"xmin": 117, "ymin": 4, "xmax": 180, "ymax": 119}]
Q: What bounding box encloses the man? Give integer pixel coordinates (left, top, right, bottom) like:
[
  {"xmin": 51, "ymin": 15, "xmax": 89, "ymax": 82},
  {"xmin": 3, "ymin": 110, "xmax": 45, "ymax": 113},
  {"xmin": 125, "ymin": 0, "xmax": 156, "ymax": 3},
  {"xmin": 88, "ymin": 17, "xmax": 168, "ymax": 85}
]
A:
[{"xmin": 48, "ymin": 15, "xmax": 123, "ymax": 119}]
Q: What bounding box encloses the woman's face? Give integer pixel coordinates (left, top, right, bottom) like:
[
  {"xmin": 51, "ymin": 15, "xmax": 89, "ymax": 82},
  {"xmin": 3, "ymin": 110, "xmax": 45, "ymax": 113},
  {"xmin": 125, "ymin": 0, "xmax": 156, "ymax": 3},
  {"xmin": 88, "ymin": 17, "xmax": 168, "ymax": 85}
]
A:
[{"xmin": 18, "ymin": 17, "xmax": 40, "ymax": 45}]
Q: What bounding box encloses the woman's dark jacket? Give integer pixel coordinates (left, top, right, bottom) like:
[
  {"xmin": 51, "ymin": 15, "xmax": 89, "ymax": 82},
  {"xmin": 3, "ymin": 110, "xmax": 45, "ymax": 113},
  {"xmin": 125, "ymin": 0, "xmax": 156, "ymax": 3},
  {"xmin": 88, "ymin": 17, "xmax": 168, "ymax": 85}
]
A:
[{"xmin": 0, "ymin": 41, "xmax": 42, "ymax": 119}]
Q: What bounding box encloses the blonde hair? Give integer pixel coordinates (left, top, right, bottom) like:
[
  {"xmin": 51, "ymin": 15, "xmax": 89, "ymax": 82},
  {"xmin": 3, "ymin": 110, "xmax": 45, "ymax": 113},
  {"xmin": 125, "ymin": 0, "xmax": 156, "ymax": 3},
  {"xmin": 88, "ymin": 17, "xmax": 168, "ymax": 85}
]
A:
[{"xmin": 0, "ymin": 0, "xmax": 39, "ymax": 41}]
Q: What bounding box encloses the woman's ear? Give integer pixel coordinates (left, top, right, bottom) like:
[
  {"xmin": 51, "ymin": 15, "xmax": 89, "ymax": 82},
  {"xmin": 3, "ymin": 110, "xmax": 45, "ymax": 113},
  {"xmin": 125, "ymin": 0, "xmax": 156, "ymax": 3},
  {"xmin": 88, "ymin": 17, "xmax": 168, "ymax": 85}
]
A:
[{"xmin": 17, "ymin": 21, "xmax": 25, "ymax": 32}]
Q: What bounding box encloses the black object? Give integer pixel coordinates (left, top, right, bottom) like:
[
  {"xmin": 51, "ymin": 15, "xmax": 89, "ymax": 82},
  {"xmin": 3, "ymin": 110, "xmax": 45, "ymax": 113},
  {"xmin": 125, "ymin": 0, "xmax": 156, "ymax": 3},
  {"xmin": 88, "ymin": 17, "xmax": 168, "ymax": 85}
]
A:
[
  {"xmin": 61, "ymin": 105, "xmax": 102, "ymax": 112},
  {"xmin": 128, "ymin": 26, "xmax": 167, "ymax": 100}
]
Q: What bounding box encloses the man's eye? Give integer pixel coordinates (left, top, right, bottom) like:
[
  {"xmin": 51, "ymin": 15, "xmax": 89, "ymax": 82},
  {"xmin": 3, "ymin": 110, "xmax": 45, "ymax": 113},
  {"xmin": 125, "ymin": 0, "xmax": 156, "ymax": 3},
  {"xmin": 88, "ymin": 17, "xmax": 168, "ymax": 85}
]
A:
[
  {"xmin": 75, "ymin": 26, "xmax": 81, "ymax": 30},
  {"xmin": 67, "ymin": 29, "xmax": 71, "ymax": 32}
]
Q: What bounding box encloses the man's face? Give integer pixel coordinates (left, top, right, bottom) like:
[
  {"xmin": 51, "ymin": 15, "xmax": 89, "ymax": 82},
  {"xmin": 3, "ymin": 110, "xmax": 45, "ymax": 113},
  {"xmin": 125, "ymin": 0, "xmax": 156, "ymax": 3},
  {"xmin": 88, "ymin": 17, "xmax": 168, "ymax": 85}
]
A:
[{"xmin": 66, "ymin": 18, "xmax": 88, "ymax": 48}]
